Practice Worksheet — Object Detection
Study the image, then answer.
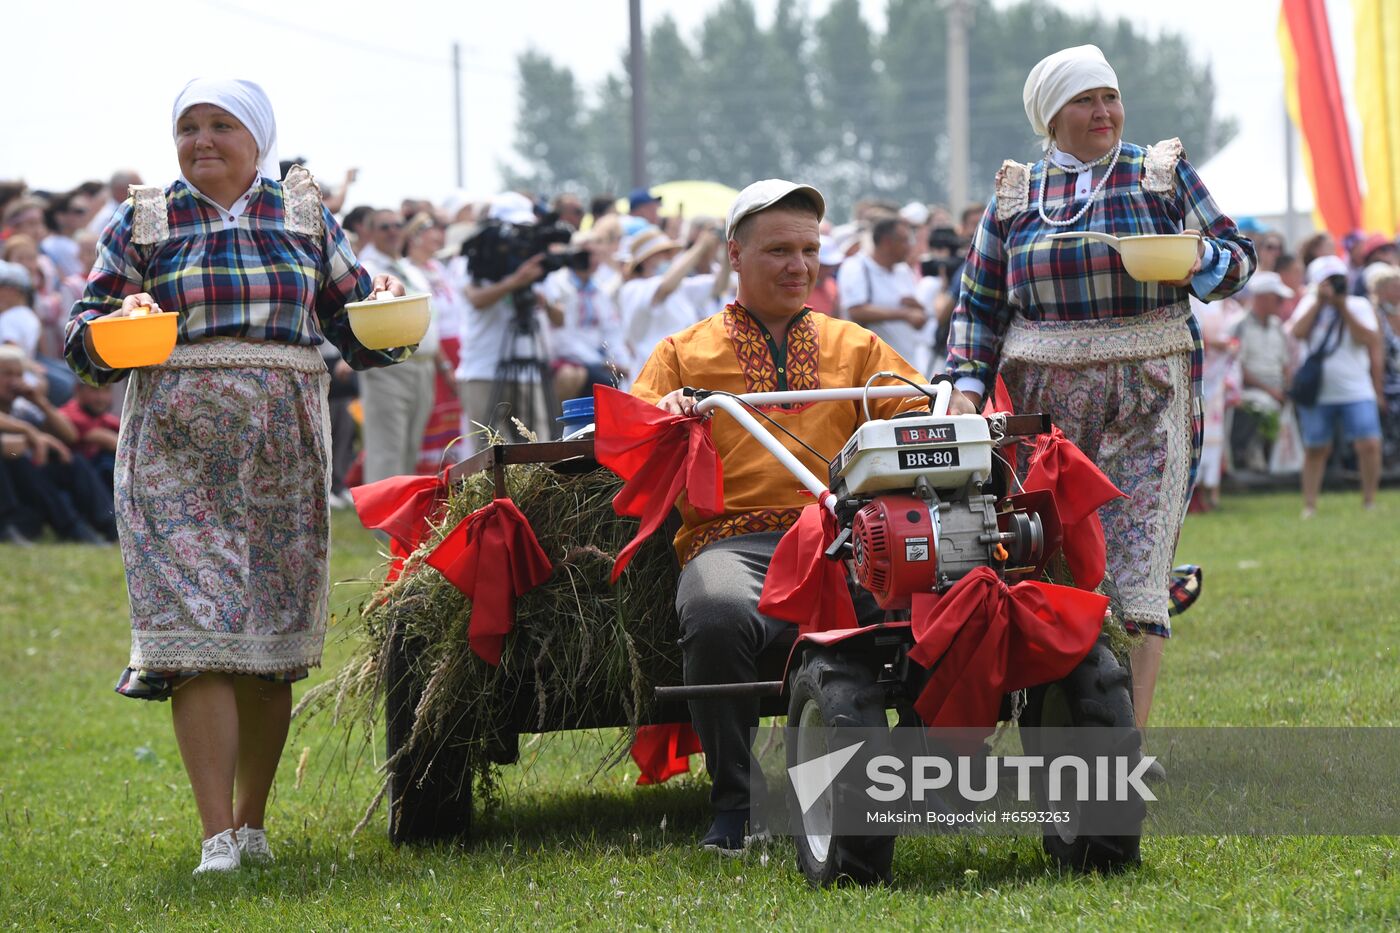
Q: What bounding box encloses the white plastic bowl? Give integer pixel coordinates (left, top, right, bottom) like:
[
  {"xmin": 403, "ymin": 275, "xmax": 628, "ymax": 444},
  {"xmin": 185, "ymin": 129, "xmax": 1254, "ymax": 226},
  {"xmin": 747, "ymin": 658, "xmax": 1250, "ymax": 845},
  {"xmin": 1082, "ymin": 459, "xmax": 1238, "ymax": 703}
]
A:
[
  {"xmin": 345, "ymin": 293, "xmax": 430, "ymax": 350},
  {"xmin": 1046, "ymin": 231, "xmax": 1200, "ymax": 283}
]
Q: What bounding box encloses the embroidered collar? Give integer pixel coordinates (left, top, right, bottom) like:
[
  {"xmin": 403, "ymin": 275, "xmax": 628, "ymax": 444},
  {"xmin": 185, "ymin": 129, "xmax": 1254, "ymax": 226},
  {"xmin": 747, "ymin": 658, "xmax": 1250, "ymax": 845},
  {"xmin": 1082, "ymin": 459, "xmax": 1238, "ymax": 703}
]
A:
[{"xmin": 723, "ymin": 303, "xmax": 819, "ymax": 395}]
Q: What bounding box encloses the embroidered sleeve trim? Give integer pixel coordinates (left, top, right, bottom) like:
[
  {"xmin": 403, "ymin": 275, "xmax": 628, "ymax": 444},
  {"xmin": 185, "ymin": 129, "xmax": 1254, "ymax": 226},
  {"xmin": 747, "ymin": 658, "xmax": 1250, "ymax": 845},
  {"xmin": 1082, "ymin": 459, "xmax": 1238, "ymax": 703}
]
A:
[
  {"xmin": 130, "ymin": 185, "xmax": 169, "ymax": 246},
  {"xmin": 1143, "ymin": 137, "xmax": 1186, "ymax": 195},
  {"xmin": 994, "ymin": 160, "xmax": 1031, "ymax": 221},
  {"xmin": 282, "ymin": 164, "xmax": 325, "ymax": 237}
]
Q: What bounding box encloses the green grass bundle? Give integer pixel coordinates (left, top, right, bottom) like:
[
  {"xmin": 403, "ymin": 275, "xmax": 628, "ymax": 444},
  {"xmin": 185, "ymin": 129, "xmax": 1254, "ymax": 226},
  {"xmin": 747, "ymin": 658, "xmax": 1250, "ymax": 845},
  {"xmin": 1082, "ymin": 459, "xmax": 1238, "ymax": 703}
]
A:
[{"xmin": 295, "ymin": 463, "xmax": 683, "ymax": 830}]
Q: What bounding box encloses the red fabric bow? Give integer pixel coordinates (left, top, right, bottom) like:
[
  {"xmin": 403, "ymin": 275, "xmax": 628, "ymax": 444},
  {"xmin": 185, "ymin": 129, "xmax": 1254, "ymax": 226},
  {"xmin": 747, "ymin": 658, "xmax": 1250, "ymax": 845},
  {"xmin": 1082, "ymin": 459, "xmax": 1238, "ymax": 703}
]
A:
[
  {"xmin": 758, "ymin": 503, "xmax": 858, "ymax": 634},
  {"xmin": 1023, "ymin": 427, "xmax": 1125, "ymax": 590},
  {"xmin": 425, "ymin": 498, "xmax": 553, "ymax": 665},
  {"xmin": 351, "ymin": 471, "xmax": 452, "ymax": 580},
  {"xmin": 593, "ymin": 386, "xmax": 724, "ymax": 581},
  {"xmin": 630, "ymin": 723, "xmax": 704, "ymax": 785},
  {"xmin": 908, "ymin": 566, "xmax": 1108, "ymax": 731}
]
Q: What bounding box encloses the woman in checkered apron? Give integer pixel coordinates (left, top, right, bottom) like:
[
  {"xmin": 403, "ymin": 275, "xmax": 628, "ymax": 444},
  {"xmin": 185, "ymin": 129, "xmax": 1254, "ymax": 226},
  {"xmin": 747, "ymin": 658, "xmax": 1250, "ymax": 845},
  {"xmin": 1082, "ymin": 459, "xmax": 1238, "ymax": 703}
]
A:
[
  {"xmin": 65, "ymin": 79, "xmax": 413, "ymax": 874},
  {"xmin": 946, "ymin": 46, "xmax": 1256, "ymax": 731}
]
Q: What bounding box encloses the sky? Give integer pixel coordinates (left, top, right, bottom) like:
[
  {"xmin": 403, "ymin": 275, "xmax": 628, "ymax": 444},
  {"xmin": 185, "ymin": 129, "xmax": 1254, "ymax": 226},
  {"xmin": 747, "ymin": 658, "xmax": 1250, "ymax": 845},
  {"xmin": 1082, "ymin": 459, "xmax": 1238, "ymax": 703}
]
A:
[{"xmin": 3, "ymin": 0, "xmax": 1357, "ymax": 220}]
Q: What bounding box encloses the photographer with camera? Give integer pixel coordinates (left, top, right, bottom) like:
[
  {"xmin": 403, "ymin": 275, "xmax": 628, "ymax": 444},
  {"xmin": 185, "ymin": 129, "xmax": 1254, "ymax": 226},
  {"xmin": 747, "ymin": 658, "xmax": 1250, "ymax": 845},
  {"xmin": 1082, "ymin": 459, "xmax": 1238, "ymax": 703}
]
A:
[
  {"xmin": 456, "ymin": 192, "xmax": 582, "ymax": 447},
  {"xmin": 1286, "ymin": 255, "xmax": 1384, "ymax": 517},
  {"xmin": 918, "ymin": 225, "xmax": 967, "ymax": 372},
  {"xmin": 539, "ymin": 230, "xmax": 627, "ymax": 406}
]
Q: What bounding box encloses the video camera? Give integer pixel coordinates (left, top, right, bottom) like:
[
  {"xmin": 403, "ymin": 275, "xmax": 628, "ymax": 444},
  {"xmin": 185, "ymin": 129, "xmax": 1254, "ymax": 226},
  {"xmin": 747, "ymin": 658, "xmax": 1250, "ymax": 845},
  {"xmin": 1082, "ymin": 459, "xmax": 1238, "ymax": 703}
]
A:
[
  {"xmin": 461, "ymin": 211, "xmax": 589, "ymax": 283},
  {"xmin": 920, "ymin": 226, "xmax": 965, "ymax": 279}
]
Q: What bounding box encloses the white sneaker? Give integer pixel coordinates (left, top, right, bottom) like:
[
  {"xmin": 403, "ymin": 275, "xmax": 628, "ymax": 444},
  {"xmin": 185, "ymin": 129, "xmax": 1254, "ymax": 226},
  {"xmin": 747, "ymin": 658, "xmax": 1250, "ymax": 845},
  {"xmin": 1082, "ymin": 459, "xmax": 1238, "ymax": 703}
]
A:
[
  {"xmin": 193, "ymin": 829, "xmax": 241, "ymax": 874},
  {"xmin": 238, "ymin": 824, "xmax": 273, "ymax": 865}
]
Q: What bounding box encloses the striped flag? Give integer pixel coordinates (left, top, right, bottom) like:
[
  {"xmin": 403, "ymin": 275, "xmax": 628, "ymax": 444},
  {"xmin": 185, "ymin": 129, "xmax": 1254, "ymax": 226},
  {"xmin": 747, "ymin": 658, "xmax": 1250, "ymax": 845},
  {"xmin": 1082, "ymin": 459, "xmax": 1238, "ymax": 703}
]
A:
[
  {"xmin": 1355, "ymin": 0, "xmax": 1400, "ymax": 234},
  {"xmin": 1279, "ymin": 0, "xmax": 1364, "ymax": 243}
]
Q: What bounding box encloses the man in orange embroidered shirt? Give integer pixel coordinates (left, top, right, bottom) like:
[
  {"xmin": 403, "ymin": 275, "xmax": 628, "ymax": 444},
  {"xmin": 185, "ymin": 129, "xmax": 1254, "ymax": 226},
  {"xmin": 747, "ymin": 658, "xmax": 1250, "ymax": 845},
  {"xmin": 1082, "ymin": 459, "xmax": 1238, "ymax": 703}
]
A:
[{"xmin": 631, "ymin": 179, "xmax": 970, "ymax": 853}]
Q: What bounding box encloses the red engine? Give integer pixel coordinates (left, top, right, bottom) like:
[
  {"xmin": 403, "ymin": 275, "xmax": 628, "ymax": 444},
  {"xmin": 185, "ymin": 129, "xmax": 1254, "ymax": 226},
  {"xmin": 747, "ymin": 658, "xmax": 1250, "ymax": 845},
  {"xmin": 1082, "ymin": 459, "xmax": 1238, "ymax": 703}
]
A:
[
  {"xmin": 851, "ymin": 495, "xmax": 939, "ymax": 610},
  {"xmin": 850, "ymin": 490, "xmax": 1060, "ymax": 610}
]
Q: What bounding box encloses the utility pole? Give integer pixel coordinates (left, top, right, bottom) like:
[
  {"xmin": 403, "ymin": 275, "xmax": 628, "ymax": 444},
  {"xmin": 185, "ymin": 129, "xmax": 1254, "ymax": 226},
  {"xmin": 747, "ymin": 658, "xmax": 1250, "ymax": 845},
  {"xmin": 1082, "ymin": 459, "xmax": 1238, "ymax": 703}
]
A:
[
  {"xmin": 1283, "ymin": 95, "xmax": 1299, "ymax": 243},
  {"xmin": 629, "ymin": 0, "xmax": 648, "ymax": 188},
  {"xmin": 946, "ymin": 0, "xmax": 971, "ymax": 209},
  {"xmin": 452, "ymin": 41, "xmax": 464, "ymax": 188}
]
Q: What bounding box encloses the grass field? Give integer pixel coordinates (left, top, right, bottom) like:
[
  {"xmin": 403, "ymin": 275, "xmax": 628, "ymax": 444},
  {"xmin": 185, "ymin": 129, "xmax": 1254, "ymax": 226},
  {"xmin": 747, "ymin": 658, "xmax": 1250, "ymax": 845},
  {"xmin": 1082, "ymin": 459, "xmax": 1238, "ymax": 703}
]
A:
[{"xmin": 2, "ymin": 490, "xmax": 1397, "ymax": 930}]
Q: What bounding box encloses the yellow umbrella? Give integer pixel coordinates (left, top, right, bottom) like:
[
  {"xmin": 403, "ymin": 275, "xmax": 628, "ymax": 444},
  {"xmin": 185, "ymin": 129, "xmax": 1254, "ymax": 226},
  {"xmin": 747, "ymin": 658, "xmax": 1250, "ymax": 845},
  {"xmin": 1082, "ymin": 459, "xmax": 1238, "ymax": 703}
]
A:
[{"xmin": 614, "ymin": 180, "xmax": 741, "ymax": 221}]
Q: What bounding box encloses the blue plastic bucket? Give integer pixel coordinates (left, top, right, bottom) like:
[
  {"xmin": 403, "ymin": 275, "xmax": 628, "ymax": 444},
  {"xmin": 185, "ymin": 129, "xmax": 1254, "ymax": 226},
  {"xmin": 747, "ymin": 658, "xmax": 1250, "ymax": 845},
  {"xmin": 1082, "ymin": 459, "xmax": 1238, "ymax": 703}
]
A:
[{"xmin": 558, "ymin": 396, "xmax": 595, "ymax": 438}]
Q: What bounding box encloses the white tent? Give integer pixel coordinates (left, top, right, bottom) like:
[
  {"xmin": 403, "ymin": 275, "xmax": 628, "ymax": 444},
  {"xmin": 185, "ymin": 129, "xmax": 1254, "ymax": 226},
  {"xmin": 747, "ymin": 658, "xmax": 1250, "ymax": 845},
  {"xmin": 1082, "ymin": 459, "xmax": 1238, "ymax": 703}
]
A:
[{"xmin": 1196, "ymin": 98, "xmax": 1314, "ymax": 229}]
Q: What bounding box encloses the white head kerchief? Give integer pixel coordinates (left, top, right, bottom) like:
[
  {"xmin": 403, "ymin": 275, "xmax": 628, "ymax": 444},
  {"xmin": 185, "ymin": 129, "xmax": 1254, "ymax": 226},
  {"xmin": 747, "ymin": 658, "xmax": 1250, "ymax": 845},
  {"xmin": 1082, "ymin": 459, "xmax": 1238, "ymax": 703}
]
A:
[
  {"xmin": 1022, "ymin": 45, "xmax": 1119, "ymax": 149},
  {"xmin": 171, "ymin": 78, "xmax": 280, "ymax": 181}
]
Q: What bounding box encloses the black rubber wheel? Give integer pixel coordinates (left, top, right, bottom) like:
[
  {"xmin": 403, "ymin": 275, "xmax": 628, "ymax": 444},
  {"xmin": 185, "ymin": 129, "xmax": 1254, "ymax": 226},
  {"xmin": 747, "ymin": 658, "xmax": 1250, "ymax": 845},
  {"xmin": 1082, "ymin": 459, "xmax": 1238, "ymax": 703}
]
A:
[
  {"xmin": 785, "ymin": 651, "xmax": 895, "ymax": 888},
  {"xmin": 1020, "ymin": 631, "xmax": 1143, "ymax": 871},
  {"xmin": 385, "ymin": 619, "xmax": 474, "ymax": 845}
]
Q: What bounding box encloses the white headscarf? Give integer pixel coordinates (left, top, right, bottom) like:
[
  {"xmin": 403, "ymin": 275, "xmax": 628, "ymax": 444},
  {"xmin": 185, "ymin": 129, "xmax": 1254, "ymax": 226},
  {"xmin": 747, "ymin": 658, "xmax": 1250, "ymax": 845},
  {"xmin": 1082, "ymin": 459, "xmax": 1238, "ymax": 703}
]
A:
[
  {"xmin": 171, "ymin": 78, "xmax": 280, "ymax": 181},
  {"xmin": 1022, "ymin": 45, "xmax": 1120, "ymax": 149}
]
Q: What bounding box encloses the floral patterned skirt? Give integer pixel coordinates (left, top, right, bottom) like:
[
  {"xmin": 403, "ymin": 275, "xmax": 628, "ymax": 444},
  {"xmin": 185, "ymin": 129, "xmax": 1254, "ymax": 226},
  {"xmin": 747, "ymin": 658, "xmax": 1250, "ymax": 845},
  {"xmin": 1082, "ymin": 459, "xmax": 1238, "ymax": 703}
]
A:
[
  {"xmin": 999, "ymin": 308, "xmax": 1198, "ymax": 638},
  {"xmin": 115, "ymin": 339, "xmax": 332, "ymax": 685}
]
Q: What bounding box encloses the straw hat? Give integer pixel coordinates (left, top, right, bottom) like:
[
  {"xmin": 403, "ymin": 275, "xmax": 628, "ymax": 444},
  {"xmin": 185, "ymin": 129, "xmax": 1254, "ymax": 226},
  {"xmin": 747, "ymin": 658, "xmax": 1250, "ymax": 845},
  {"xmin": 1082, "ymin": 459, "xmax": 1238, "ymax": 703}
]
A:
[{"xmin": 625, "ymin": 227, "xmax": 682, "ymax": 273}]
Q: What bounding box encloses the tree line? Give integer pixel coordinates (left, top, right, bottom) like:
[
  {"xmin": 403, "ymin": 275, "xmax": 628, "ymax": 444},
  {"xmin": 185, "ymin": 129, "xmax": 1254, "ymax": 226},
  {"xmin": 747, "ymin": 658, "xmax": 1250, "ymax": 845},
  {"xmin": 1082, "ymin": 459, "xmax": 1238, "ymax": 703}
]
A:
[{"xmin": 504, "ymin": 0, "xmax": 1235, "ymax": 218}]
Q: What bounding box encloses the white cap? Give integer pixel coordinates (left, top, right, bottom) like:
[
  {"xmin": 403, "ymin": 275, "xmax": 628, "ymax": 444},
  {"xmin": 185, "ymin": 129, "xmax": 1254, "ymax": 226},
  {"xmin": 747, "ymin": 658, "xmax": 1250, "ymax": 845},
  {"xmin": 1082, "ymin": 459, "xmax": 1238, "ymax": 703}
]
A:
[
  {"xmin": 1306, "ymin": 254, "xmax": 1348, "ymax": 285},
  {"xmin": 1247, "ymin": 271, "xmax": 1294, "ymax": 299},
  {"xmin": 488, "ymin": 191, "xmax": 537, "ymax": 225},
  {"xmin": 726, "ymin": 178, "xmax": 826, "ymax": 240},
  {"xmin": 899, "ymin": 200, "xmax": 931, "ymax": 226},
  {"xmin": 0, "ymin": 260, "xmax": 31, "ymax": 291}
]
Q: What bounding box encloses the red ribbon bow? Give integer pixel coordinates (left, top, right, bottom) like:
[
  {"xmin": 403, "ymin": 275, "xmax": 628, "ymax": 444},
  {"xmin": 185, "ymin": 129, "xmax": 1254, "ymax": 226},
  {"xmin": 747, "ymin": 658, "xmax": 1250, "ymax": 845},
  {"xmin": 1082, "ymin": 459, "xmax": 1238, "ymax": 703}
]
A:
[
  {"xmin": 593, "ymin": 385, "xmax": 724, "ymax": 581},
  {"xmin": 1023, "ymin": 427, "xmax": 1125, "ymax": 591},
  {"xmin": 425, "ymin": 498, "xmax": 553, "ymax": 666},
  {"xmin": 758, "ymin": 503, "xmax": 858, "ymax": 634},
  {"xmin": 350, "ymin": 471, "xmax": 452, "ymax": 581},
  {"xmin": 630, "ymin": 723, "xmax": 704, "ymax": 785},
  {"xmin": 907, "ymin": 566, "xmax": 1108, "ymax": 732}
]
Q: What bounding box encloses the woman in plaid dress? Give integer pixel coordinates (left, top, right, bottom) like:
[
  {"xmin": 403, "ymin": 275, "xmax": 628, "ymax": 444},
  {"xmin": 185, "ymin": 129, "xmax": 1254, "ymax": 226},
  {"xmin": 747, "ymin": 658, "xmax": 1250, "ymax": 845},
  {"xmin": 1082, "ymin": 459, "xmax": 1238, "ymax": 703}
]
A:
[
  {"xmin": 65, "ymin": 79, "xmax": 413, "ymax": 874},
  {"xmin": 947, "ymin": 46, "xmax": 1255, "ymax": 731}
]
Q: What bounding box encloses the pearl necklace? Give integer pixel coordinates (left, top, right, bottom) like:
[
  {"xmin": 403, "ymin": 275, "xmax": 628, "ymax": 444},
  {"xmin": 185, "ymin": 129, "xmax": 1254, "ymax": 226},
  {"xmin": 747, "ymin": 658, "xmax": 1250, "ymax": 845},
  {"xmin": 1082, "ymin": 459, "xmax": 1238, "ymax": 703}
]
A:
[{"xmin": 1037, "ymin": 141, "xmax": 1122, "ymax": 227}]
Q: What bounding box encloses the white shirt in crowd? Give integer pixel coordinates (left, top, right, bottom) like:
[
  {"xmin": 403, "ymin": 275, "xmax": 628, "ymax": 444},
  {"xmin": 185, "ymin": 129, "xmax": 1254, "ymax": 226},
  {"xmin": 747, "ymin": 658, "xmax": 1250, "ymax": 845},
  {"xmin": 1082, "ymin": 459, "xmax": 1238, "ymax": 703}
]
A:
[
  {"xmin": 1233, "ymin": 312, "xmax": 1291, "ymax": 413},
  {"xmin": 836, "ymin": 253, "xmax": 923, "ymax": 368},
  {"xmin": 391, "ymin": 260, "xmax": 447, "ymax": 359},
  {"xmin": 1287, "ymin": 293, "xmax": 1379, "ymax": 405},
  {"xmin": 0, "ymin": 304, "xmax": 42, "ymax": 358},
  {"xmin": 538, "ymin": 268, "xmax": 625, "ymax": 369},
  {"xmin": 619, "ymin": 273, "xmax": 717, "ymax": 373}
]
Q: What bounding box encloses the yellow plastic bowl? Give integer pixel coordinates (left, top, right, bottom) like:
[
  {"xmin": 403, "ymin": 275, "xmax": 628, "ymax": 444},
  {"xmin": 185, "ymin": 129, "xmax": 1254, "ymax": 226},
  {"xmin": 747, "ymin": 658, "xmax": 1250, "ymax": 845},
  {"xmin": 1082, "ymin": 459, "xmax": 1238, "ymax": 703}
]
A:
[
  {"xmin": 346, "ymin": 293, "xmax": 430, "ymax": 350},
  {"xmin": 1116, "ymin": 234, "xmax": 1200, "ymax": 282},
  {"xmin": 87, "ymin": 312, "xmax": 179, "ymax": 368}
]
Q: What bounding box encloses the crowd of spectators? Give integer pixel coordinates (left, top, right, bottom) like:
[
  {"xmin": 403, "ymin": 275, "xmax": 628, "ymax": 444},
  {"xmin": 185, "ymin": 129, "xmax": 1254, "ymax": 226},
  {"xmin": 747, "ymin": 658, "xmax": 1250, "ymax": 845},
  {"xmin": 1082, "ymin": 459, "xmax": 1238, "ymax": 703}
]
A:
[{"xmin": 2, "ymin": 165, "xmax": 1397, "ymax": 542}]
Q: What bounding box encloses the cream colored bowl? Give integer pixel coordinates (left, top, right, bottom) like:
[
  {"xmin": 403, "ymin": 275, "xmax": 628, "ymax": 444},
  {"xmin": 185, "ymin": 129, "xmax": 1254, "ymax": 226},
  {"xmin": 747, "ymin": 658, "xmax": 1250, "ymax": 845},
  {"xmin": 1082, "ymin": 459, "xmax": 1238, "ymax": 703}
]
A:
[
  {"xmin": 1046, "ymin": 231, "xmax": 1200, "ymax": 283},
  {"xmin": 87, "ymin": 311, "xmax": 179, "ymax": 368},
  {"xmin": 346, "ymin": 293, "xmax": 430, "ymax": 350}
]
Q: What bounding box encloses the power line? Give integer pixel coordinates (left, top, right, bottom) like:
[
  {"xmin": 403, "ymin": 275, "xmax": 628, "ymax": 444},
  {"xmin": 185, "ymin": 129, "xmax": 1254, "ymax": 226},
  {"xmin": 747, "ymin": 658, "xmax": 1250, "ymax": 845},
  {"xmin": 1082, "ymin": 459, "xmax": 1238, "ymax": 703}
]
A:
[{"xmin": 197, "ymin": 0, "xmax": 515, "ymax": 77}]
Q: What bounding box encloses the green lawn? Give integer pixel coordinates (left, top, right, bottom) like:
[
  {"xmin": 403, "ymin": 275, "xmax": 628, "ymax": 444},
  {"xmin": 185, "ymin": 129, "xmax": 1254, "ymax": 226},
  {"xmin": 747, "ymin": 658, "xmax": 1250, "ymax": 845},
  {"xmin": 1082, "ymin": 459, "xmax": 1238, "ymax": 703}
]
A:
[{"xmin": 2, "ymin": 492, "xmax": 1397, "ymax": 930}]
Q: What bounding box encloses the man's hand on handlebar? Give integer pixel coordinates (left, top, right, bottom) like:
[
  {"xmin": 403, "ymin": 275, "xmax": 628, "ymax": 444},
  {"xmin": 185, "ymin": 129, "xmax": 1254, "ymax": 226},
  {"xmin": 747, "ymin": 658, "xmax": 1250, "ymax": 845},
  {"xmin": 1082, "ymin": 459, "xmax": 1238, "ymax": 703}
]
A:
[
  {"xmin": 658, "ymin": 388, "xmax": 701, "ymax": 417},
  {"xmin": 952, "ymin": 390, "xmax": 981, "ymax": 415}
]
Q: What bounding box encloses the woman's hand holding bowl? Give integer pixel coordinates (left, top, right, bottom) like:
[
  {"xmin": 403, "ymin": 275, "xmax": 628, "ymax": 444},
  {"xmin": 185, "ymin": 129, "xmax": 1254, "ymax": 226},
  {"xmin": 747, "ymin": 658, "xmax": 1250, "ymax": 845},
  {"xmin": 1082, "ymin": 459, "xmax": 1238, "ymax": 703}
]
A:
[
  {"xmin": 101, "ymin": 292, "xmax": 164, "ymax": 320},
  {"xmin": 368, "ymin": 274, "xmax": 406, "ymax": 299},
  {"xmin": 1163, "ymin": 228, "xmax": 1205, "ymax": 287}
]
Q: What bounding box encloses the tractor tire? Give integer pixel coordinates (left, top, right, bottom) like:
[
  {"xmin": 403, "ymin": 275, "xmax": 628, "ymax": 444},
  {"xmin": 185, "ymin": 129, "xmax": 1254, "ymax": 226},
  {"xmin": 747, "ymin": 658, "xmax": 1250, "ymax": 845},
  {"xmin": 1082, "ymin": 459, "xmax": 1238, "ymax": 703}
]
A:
[
  {"xmin": 1020, "ymin": 632, "xmax": 1143, "ymax": 872},
  {"xmin": 385, "ymin": 619, "xmax": 474, "ymax": 845},
  {"xmin": 786, "ymin": 651, "xmax": 895, "ymax": 888}
]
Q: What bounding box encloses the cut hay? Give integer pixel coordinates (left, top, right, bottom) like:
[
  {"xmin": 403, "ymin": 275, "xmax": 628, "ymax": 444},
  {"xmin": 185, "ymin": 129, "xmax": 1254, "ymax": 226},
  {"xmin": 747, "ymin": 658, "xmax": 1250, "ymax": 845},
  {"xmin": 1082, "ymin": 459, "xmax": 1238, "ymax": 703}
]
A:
[{"xmin": 295, "ymin": 462, "xmax": 683, "ymax": 830}]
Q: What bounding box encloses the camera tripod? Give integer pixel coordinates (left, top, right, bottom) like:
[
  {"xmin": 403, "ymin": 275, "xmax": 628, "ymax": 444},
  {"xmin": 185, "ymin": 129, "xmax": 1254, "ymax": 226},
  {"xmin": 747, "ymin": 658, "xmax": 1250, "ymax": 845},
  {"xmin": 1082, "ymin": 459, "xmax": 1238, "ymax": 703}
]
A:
[{"xmin": 486, "ymin": 288, "xmax": 557, "ymax": 441}]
